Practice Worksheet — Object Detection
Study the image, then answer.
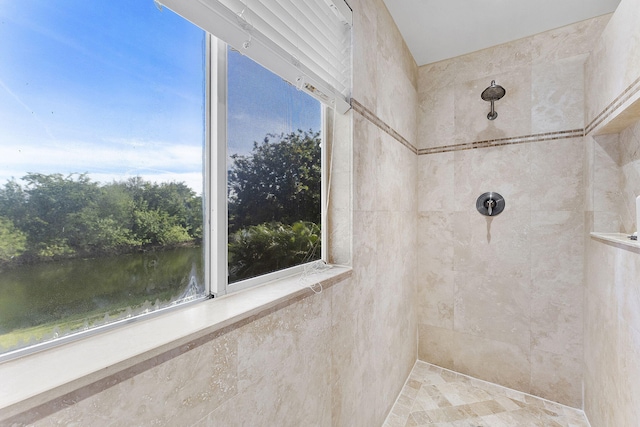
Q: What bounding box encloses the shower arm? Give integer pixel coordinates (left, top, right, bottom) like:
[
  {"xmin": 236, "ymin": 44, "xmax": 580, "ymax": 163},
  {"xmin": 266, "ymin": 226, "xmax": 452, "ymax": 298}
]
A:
[{"xmin": 488, "ymin": 100, "xmax": 496, "ymax": 120}]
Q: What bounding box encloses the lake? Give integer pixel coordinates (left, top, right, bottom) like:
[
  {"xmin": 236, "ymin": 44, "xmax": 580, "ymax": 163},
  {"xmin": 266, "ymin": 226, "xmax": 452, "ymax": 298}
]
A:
[{"xmin": 0, "ymin": 246, "xmax": 205, "ymax": 353}]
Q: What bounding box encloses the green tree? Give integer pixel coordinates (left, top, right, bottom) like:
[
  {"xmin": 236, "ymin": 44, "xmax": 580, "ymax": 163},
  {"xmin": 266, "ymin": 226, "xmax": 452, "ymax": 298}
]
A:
[
  {"xmin": 20, "ymin": 173, "xmax": 100, "ymax": 256},
  {"xmin": 0, "ymin": 179, "xmax": 27, "ymax": 227},
  {"xmin": 228, "ymin": 129, "xmax": 321, "ymax": 232},
  {"xmin": 0, "ymin": 174, "xmax": 203, "ymax": 263},
  {"xmin": 228, "ymin": 221, "xmax": 320, "ymax": 282},
  {"xmin": 0, "ymin": 217, "xmax": 27, "ymax": 262}
]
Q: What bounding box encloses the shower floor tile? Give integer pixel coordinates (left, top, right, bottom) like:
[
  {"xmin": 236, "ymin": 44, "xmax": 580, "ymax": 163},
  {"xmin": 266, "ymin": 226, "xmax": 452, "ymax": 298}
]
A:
[{"xmin": 383, "ymin": 361, "xmax": 590, "ymax": 427}]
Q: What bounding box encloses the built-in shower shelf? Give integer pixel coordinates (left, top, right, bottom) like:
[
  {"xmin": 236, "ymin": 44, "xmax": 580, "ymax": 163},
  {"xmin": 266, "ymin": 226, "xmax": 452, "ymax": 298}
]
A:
[{"xmin": 590, "ymin": 232, "xmax": 640, "ymax": 251}]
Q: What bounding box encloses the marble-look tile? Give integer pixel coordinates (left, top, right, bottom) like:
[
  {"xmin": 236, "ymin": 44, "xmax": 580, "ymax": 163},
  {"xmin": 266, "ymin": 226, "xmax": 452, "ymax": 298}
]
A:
[
  {"xmin": 531, "ymin": 15, "xmax": 611, "ymax": 63},
  {"xmin": 376, "ymin": 56, "xmax": 418, "ymax": 147},
  {"xmin": 353, "ymin": 113, "xmax": 380, "ymax": 212},
  {"xmin": 593, "ymin": 133, "xmax": 623, "ymax": 226},
  {"xmin": 584, "ymin": 134, "xmax": 595, "ymax": 213},
  {"xmin": 530, "ymin": 210, "xmax": 584, "ymax": 278},
  {"xmin": 351, "ymin": 0, "xmax": 377, "ymax": 111},
  {"xmin": 417, "ymin": 84, "xmax": 455, "ymax": 149},
  {"xmin": 453, "ymin": 143, "xmax": 531, "ymax": 213},
  {"xmin": 331, "ymin": 279, "xmax": 377, "ymax": 426},
  {"xmin": 618, "ymin": 325, "xmax": 640, "ymax": 427},
  {"xmin": 417, "ymin": 212, "xmax": 454, "ymax": 329},
  {"xmin": 375, "ymin": 0, "xmax": 417, "ymax": 146},
  {"xmin": 453, "ymin": 270, "xmax": 531, "ymax": 352},
  {"xmin": 352, "ymin": 210, "xmax": 378, "ymax": 286},
  {"xmin": 585, "ymin": 0, "xmax": 640, "ymax": 125},
  {"xmin": 31, "ymin": 329, "xmax": 240, "ymax": 427},
  {"xmin": 531, "ymin": 55, "xmax": 586, "ymax": 133},
  {"xmin": 619, "ymin": 121, "xmax": 640, "ymax": 233},
  {"xmin": 620, "ymin": 119, "xmax": 640, "ymax": 165},
  {"xmin": 418, "ymin": 327, "xmax": 532, "ymax": 397},
  {"xmin": 417, "ymin": 152, "xmax": 454, "ymax": 213},
  {"xmin": 584, "ymin": 238, "xmax": 640, "ymax": 427},
  {"xmin": 236, "ymin": 289, "xmax": 331, "ymax": 391},
  {"xmin": 418, "ymin": 324, "xmax": 457, "ymax": 371},
  {"xmin": 417, "ymin": 212, "xmax": 454, "ymax": 273},
  {"xmin": 418, "ymin": 57, "xmax": 460, "ymax": 96},
  {"xmin": 619, "ymin": 241, "xmax": 640, "ymax": 330},
  {"xmin": 376, "ymin": 131, "xmax": 416, "ymax": 212},
  {"xmin": 530, "ymin": 350, "xmax": 582, "ymax": 408},
  {"xmin": 530, "ymin": 274, "xmax": 584, "ymax": 361},
  {"xmin": 531, "ymin": 138, "xmax": 584, "ymax": 212},
  {"xmin": 373, "ymin": 217, "xmax": 418, "ymax": 424},
  {"xmin": 593, "ymin": 211, "xmax": 622, "ymax": 233},
  {"xmin": 452, "ymin": 37, "xmax": 533, "ymax": 84},
  {"xmin": 452, "ymin": 210, "xmax": 530, "ymax": 276},
  {"xmin": 451, "ymin": 333, "xmax": 531, "ymax": 395}
]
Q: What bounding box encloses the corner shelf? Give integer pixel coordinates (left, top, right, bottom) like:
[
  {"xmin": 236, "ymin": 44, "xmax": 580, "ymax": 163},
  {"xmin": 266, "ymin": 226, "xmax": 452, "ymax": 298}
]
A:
[{"xmin": 590, "ymin": 232, "xmax": 640, "ymax": 251}]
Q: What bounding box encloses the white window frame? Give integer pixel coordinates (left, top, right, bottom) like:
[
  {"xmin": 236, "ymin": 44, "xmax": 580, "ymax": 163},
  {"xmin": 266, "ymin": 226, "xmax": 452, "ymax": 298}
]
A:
[
  {"xmin": 0, "ymin": 21, "xmax": 330, "ymax": 364},
  {"xmin": 210, "ymin": 36, "xmax": 328, "ymax": 296}
]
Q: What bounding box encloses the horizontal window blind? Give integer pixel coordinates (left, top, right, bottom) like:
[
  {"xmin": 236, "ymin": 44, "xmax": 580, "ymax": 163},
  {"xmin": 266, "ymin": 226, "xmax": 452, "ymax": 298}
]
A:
[{"xmin": 158, "ymin": 0, "xmax": 352, "ymax": 113}]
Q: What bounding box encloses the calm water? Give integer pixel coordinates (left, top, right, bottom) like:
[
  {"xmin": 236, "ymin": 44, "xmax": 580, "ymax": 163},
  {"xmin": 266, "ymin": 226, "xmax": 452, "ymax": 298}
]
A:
[{"xmin": 0, "ymin": 246, "xmax": 204, "ymax": 349}]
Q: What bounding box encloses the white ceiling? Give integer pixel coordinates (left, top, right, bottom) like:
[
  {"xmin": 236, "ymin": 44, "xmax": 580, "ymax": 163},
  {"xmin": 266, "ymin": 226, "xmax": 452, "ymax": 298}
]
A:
[{"xmin": 382, "ymin": 0, "xmax": 622, "ymax": 66}]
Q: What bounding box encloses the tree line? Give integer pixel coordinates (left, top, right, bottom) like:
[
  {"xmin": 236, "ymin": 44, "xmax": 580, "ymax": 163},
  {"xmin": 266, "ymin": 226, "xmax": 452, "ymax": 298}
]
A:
[
  {"xmin": 0, "ymin": 129, "xmax": 322, "ymax": 281},
  {"xmin": 0, "ymin": 174, "xmax": 202, "ymax": 265}
]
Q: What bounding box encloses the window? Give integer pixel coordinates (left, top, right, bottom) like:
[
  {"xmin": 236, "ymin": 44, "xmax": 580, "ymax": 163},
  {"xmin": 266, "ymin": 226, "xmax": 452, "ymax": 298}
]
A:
[
  {"xmin": 0, "ymin": 0, "xmax": 330, "ymax": 358},
  {"xmin": 225, "ymin": 47, "xmax": 323, "ymax": 287},
  {"xmin": 0, "ymin": 1, "xmax": 208, "ymax": 357}
]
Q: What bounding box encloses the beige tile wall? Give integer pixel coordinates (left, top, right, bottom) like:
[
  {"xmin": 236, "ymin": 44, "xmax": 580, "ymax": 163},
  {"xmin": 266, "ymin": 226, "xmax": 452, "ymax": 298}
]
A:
[
  {"xmin": 583, "ymin": 36, "xmax": 640, "ymax": 427},
  {"xmin": 584, "ymin": 0, "xmax": 640, "ymax": 131},
  {"xmin": 415, "ymin": 17, "xmax": 608, "ymax": 408},
  {"xmin": 5, "ymin": 0, "xmax": 419, "ymax": 425},
  {"xmin": 582, "ymin": 4, "xmax": 640, "ymax": 425},
  {"xmin": 584, "ymin": 238, "xmax": 640, "ymax": 427}
]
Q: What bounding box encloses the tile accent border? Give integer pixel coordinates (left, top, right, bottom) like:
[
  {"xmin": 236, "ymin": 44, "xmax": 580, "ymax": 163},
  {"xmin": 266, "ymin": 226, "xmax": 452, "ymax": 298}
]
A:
[
  {"xmin": 349, "ymin": 98, "xmax": 583, "ymax": 156},
  {"xmin": 353, "ymin": 73, "xmax": 640, "ymax": 156},
  {"xmin": 585, "ymin": 75, "xmax": 640, "ymax": 135},
  {"xmin": 350, "ymin": 98, "xmax": 418, "ymax": 154},
  {"xmin": 417, "ymin": 129, "xmax": 584, "ymax": 155}
]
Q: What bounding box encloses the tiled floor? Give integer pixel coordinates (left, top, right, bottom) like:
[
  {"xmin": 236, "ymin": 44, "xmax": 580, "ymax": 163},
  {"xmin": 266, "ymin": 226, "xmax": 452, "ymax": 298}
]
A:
[{"xmin": 383, "ymin": 361, "xmax": 590, "ymax": 427}]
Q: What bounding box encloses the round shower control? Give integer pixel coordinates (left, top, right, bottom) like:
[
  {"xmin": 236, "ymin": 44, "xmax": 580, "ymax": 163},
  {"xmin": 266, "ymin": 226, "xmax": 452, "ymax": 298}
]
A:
[{"xmin": 476, "ymin": 192, "xmax": 505, "ymax": 216}]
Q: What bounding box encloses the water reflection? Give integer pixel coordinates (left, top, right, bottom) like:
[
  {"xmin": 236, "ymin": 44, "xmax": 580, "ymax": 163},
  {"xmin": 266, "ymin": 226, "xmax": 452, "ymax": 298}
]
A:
[{"xmin": 0, "ymin": 246, "xmax": 204, "ymax": 352}]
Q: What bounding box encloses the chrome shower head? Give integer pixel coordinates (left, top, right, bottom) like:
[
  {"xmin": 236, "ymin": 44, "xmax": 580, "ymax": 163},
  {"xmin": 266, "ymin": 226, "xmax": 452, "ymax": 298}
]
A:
[
  {"xmin": 481, "ymin": 80, "xmax": 506, "ymax": 120},
  {"xmin": 481, "ymin": 80, "xmax": 506, "ymax": 101}
]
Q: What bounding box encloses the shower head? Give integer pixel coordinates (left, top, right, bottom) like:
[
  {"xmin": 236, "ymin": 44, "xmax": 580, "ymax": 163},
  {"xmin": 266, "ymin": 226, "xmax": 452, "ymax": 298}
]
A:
[
  {"xmin": 481, "ymin": 80, "xmax": 506, "ymax": 120},
  {"xmin": 481, "ymin": 80, "xmax": 506, "ymax": 101}
]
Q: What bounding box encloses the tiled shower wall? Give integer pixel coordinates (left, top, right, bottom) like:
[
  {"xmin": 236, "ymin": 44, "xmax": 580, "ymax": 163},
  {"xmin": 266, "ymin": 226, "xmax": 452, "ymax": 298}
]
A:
[
  {"xmin": 415, "ymin": 16, "xmax": 610, "ymax": 408},
  {"xmin": 4, "ymin": 0, "xmax": 418, "ymax": 425},
  {"xmin": 582, "ymin": 0, "xmax": 640, "ymax": 425}
]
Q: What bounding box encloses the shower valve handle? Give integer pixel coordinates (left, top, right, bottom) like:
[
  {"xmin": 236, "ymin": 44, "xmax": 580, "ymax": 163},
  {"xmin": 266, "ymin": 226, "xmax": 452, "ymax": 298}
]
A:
[
  {"xmin": 476, "ymin": 192, "xmax": 505, "ymax": 217},
  {"xmin": 486, "ymin": 199, "xmax": 495, "ymax": 216}
]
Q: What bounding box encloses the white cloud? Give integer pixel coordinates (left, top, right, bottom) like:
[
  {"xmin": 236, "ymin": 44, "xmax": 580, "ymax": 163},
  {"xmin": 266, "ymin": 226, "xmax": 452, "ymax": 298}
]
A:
[{"xmin": 0, "ymin": 138, "xmax": 204, "ymax": 191}]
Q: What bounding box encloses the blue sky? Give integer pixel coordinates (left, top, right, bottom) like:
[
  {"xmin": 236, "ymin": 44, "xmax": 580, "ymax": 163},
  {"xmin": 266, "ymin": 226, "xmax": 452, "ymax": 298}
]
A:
[{"xmin": 0, "ymin": 0, "xmax": 320, "ymax": 193}]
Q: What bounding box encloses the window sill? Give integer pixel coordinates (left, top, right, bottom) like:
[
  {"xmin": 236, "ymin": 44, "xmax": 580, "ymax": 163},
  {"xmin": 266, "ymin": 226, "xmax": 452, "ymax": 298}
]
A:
[
  {"xmin": 0, "ymin": 265, "xmax": 352, "ymax": 420},
  {"xmin": 590, "ymin": 232, "xmax": 640, "ymax": 252}
]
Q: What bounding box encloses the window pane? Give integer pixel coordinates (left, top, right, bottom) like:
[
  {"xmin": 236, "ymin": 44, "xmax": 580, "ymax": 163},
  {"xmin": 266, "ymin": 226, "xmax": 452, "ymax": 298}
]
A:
[
  {"xmin": 0, "ymin": 1, "xmax": 206, "ymax": 355},
  {"xmin": 227, "ymin": 48, "xmax": 322, "ymax": 284}
]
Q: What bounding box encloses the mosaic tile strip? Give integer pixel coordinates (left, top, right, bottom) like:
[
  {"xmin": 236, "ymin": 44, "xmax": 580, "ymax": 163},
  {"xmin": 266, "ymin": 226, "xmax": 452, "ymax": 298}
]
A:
[
  {"xmin": 350, "ymin": 98, "xmax": 418, "ymax": 154},
  {"xmin": 383, "ymin": 361, "xmax": 591, "ymax": 427},
  {"xmin": 417, "ymin": 129, "xmax": 584, "ymax": 155},
  {"xmin": 585, "ymin": 75, "xmax": 640, "ymax": 135},
  {"xmin": 352, "ymin": 78, "xmax": 639, "ymax": 156},
  {"xmin": 350, "ymin": 98, "xmax": 583, "ymax": 157}
]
